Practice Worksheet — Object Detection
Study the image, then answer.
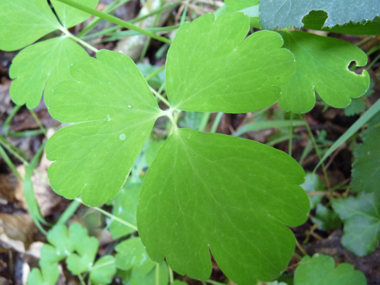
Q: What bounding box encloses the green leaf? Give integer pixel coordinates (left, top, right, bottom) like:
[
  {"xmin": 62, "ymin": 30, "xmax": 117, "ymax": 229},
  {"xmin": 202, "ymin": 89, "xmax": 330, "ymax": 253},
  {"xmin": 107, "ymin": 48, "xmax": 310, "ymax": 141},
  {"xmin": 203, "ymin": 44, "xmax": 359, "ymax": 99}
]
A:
[
  {"xmin": 344, "ymin": 99, "xmax": 366, "ymax": 117},
  {"xmin": 130, "ymin": 262, "xmax": 168, "ymax": 285},
  {"xmin": 302, "ymin": 11, "xmax": 380, "ymax": 36},
  {"xmin": 260, "ymin": 0, "xmax": 380, "ymax": 30},
  {"xmin": 138, "ymin": 128, "xmax": 310, "ymax": 284},
  {"xmin": 43, "ymin": 223, "xmax": 90, "ymax": 264},
  {"xmin": 90, "ymin": 255, "xmax": 116, "ymax": 285},
  {"xmin": 278, "ymin": 31, "xmax": 369, "ymax": 113},
  {"xmin": 166, "ymin": 13, "xmax": 295, "ymax": 113},
  {"xmin": 66, "ymin": 228, "xmax": 99, "ymax": 274},
  {"xmin": 27, "ymin": 261, "xmax": 60, "ymax": 285},
  {"xmin": 311, "ymin": 204, "xmax": 341, "ymax": 231},
  {"xmin": 115, "ymin": 237, "xmax": 155, "ymax": 274},
  {"xmin": 332, "ymin": 192, "xmax": 380, "ymax": 256},
  {"xmin": 300, "ymin": 173, "xmax": 324, "ymax": 210},
  {"xmin": 225, "ymin": 0, "xmax": 260, "ymax": 28},
  {"xmin": 294, "ymin": 253, "xmax": 366, "ymax": 285},
  {"xmin": 51, "ymin": 0, "xmax": 99, "ymax": 29},
  {"xmin": 0, "ymin": 0, "xmax": 60, "ymax": 51},
  {"xmin": 9, "ymin": 37, "xmax": 88, "ymax": 109},
  {"xmin": 45, "ymin": 49, "xmax": 161, "ymax": 206},
  {"xmin": 110, "ymin": 183, "xmax": 140, "ymax": 239},
  {"xmin": 351, "ymin": 118, "xmax": 380, "ymax": 193}
]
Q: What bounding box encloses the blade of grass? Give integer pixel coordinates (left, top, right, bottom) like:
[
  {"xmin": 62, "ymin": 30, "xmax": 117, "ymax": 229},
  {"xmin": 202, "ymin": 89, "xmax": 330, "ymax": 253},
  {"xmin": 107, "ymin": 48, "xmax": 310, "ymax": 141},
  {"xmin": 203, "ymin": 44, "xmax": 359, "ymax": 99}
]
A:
[
  {"xmin": 56, "ymin": 200, "xmax": 81, "ymax": 225},
  {"xmin": 77, "ymin": 0, "xmax": 131, "ymax": 38},
  {"xmin": 24, "ymin": 142, "xmax": 49, "ymax": 234},
  {"xmin": 57, "ymin": 0, "xmax": 171, "ymax": 44},
  {"xmin": 3, "ymin": 105, "xmax": 22, "ymax": 135},
  {"xmin": 0, "ymin": 144, "xmax": 22, "ymax": 180},
  {"xmin": 234, "ymin": 120, "xmax": 306, "ymax": 137},
  {"xmin": 314, "ymin": 98, "xmax": 380, "ymax": 172},
  {"xmin": 0, "ymin": 135, "xmax": 28, "ymax": 160},
  {"xmin": 198, "ymin": 113, "xmax": 210, "ymax": 132},
  {"xmin": 210, "ymin": 112, "xmax": 223, "ymax": 133}
]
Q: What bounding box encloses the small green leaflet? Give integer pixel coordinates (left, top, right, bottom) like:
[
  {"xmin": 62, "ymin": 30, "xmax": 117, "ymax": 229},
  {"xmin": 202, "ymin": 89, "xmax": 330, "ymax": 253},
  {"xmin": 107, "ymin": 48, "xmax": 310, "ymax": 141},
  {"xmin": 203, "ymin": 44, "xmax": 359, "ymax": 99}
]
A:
[
  {"xmin": 89, "ymin": 255, "xmax": 116, "ymax": 285},
  {"xmin": 294, "ymin": 253, "xmax": 366, "ymax": 285},
  {"xmin": 0, "ymin": 0, "xmax": 59, "ymax": 51},
  {"xmin": 138, "ymin": 128, "xmax": 310, "ymax": 284},
  {"xmin": 332, "ymin": 192, "xmax": 380, "ymax": 256},
  {"xmin": 302, "ymin": 11, "xmax": 380, "ymax": 36},
  {"xmin": 351, "ymin": 115, "xmax": 380, "ymax": 193},
  {"xmin": 115, "ymin": 237, "xmax": 168, "ymax": 285},
  {"xmin": 46, "ymin": 50, "xmax": 161, "ymax": 206},
  {"xmin": 66, "ymin": 230, "xmax": 99, "ymax": 274},
  {"xmin": 115, "ymin": 237, "xmax": 155, "ymax": 274},
  {"xmin": 260, "ymin": 0, "xmax": 380, "ymax": 30},
  {"xmin": 10, "ymin": 37, "xmax": 88, "ymax": 109},
  {"xmin": 51, "ymin": 0, "xmax": 99, "ymax": 29},
  {"xmin": 27, "ymin": 261, "xmax": 60, "ymax": 285},
  {"xmin": 300, "ymin": 173, "xmax": 324, "ymax": 210},
  {"xmin": 311, "ymin": 204, "xmax": 341, "ymax": 231},
  {"xmin": 166, "ymin": 13, "xmax": 295, "ymax": 113},
  {"xmin": 278, "ymin": 31, "xmax": 369, "ymax": 113},
  {"xmin": 110, "ymin": 183, "xmax": 140, "ymax": 238}
]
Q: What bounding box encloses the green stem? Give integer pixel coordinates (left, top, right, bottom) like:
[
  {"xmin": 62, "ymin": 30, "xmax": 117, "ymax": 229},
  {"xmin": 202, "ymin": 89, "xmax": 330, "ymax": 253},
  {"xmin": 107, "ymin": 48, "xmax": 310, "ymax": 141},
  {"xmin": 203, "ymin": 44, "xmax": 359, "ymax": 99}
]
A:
[
  {"xmin": 60, "ymin": 27, "xmax": 99, "ymax": 53},
  {"xmin": 210, "ymin": 112, "xmax": 223, "ymax": 133},
  {"xmin": 155, "ymin": 263, "xmax": 160, "ymax": 285},
  {"xmin": 198, "ymin": 113, "xmax": 210, "ymax": 132},
  {"xmin": 288, "ymin": 112, "xmax": 293, "ymax": 156},
  {"xmin": 366, "ymin": 52, "xmax": 380, "ymax": 70},
  {"xmin": 29, "ymin": 110, "xmax": 47, "ymax": 136},
  {"xmin": 90, "ymin": 259, "xmax": 115, "ymax": 271},
  {"xmin": 78, "ymin": 0, "xmax": 131, "ymax": 38},
  {"xmin": 74, "ymin": 198, "xmax": 138, "ymax": 231},
  {"xmin": 56, "ymin": 200, "xmax": 81, "ymax": 225},
  {"xmin": 146, "ymin": 65, "xmax": 165, "ymax": 82},
  {"xmin": 0, "ymin": 145, "xmax": 22, "ymax": 180},
  {"xmin": 303, "ymin": 115, "xmax": 330, "ymax": 190},
  {"xmin": 150, "ymin": 87, "xmax": 171, "ymax": 107},
  {"xmin": 57, "ymin": 0, "xmax": 171, "ymax": 44},
  {"xmin": 168, "ymin": 266, "xmax": 174, "ymax": 284}
]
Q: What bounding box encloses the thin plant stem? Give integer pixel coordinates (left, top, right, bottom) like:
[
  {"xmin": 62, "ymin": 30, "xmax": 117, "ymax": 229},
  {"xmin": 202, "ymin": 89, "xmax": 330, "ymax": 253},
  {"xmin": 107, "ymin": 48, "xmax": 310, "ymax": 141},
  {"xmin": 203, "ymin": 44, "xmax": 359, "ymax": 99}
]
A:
[
  {"xmin": 366, "ymin": 52, "xmax": 380, "ymax": 70},
  {"xmin": 150, "ymin": 87, "xmax": 171, "ymax": 107},
  {"xmin": 56, "ymin": 200, "xmax": 81, "ymax": 225},
  {"xmin": 303, "ymin": 115, "xmax": 331, "ymax": 190},
  {"xmin": 288, "ymin": 111, "xmax": 293, "ymax": 156},
  {"xmin": 78, "ymin": 0, "xmax": 132, "ymax": 37},
  {"xmin": 155, "ymin": 263, "xmax": 160, "ymax": 285},
  {"xmin": 146, "ymin": 65, "xmax": 165, "ymax": 82},
  {"xmin": 60, "ymin": 27, "xmax": 99, "ymax": 53},
  {"xmin": 57, "ymin": 0, "xmax": 171, "ymax": 44},
  {"xmin": 29, "ymin": 110, "xmax": 47, "ymax": 135},
  {"xmin": 78, "ymin": 274, "xmax": 86, "ymax": 285},
  {"xmin": 198, "ymin": 113, "xmax": 210, "ymax": 132},
  {"xmin": 168, "ymin": 266, "xmax": 174, "ymax": 284},
  {"xmin": 74, "ymin": 198, "xmax": 138, "ymax": 231},
  {"xmin": 210, "ymin": 112, "xmax": 223, "ymax": 133}
]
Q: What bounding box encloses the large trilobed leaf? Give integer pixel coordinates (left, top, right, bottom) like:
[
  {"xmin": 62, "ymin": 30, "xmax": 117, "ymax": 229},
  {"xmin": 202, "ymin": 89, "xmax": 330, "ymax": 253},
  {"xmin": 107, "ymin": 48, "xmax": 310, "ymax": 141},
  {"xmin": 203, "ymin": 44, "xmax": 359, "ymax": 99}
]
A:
[
  {"xmin": 0, "ymin": 0, "xmax": 60, "ymax": 51},
  {"xmin": 260, "ymin": 0, "xmax": 380, "ymax": 30},
  {"xmin": 332, "ymin": 192, "xmax": 380, "ymax": 256},
  {"xmin": 278, "ymin": 31, "xmax": 369, "ymax": 113},
  {"xmin": 9, "ymin": 37, "xmax": 88, "ymax": 109},
  {"xmin": 51, "ymin": 0, "xmax": 99, "ymax": 29},
  {"xmin": 138, "ymin": 128, "xmax": 310, "ymax": 284},
  {"xmin": 45, "ymin": 50, "xmax": 161, "ymax": 206},
  {"xmin": 166, "ymin": 12, "xmax": 295, "ymax": 113},
  {"xmin": 294, "ymin": 254, "xmax": 366, "ymax": 285}
]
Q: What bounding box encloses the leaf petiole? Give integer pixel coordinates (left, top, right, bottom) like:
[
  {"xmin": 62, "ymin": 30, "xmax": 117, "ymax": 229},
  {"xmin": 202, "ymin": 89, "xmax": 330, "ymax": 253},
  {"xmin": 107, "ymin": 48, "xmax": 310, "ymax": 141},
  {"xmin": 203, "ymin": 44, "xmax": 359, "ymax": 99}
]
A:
[{"xmin": 60, "ymin": 27, "xmax": 99, "ymax": 53}]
